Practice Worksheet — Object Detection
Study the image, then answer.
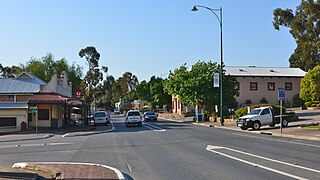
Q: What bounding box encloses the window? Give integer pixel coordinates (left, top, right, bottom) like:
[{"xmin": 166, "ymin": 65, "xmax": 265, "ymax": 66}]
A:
[
  {"xmin": 250, "ymin": 82, "xmax": 258, "ymax": 91},
  {"xmin": 268, "ymin": 82, "xmax": 275, "ymax": 91},
  {"xmin": 38, "ymin": 109, "xmax": 49, "ymax": 120},
  {"xmin": 285, "ymin": 82, "xmax": 292, "ymax": 91},
  {"xmin": 261, "ymin": 108, "xmax": 270, "ymax": 115}
]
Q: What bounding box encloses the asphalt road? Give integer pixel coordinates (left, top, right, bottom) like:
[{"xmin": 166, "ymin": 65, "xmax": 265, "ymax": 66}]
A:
[{"xmin": 0, "ymin": 114, "xmax": 319, "ymax": 180}]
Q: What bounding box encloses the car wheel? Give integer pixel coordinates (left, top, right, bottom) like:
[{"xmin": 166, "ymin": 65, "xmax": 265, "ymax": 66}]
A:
[
  {"xmin": 252, "ymin": 121, "xmax": 261, "ymax": 130},
  {"xmin": 139, "ymin": 122, "xmax": 142, "ymax": 127},
  {"xmin": 240, "ymin": 127, "xmax": 248, "ymax": 130},
  {"xmin": 282, "ymin": 119, "xmax": 288, "ymax": 127}
]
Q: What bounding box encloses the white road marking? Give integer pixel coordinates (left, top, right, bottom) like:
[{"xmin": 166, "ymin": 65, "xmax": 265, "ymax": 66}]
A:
[
  {"xmin": 207, "ymin": 145, "xmax": 320, "ymax": 179},
  {"xmin": 143, "ymin": 123, "xmax": 166, "ymax": 132},
  {"xmin": 232, "ymin": 133, "xmax": 320, "ymax": 148},
  {"xmin": 206, "ymin": 145, "xmax": 311, "ymax": 180}
]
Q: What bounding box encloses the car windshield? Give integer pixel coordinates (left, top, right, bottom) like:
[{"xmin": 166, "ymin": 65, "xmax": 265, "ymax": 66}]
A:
[
  {"xmin": 94, "ymin": 112, "xmax": 106, "ymax": 117},
  {"xmin": 248, "ymin": 109, "xmax": 261, "ymax": 115},
  {"xmin": 128, "ymin": 112, "xmax": 140, "ymax": 116},
  {"xmin": 145, "ymin": 112, "xmax": 155, "ymax": 116}
]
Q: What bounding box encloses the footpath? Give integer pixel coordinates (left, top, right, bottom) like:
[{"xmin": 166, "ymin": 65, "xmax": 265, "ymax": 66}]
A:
[{"xmin": 162, "ymin": 109, "xmax": 320, "ymax": 142}]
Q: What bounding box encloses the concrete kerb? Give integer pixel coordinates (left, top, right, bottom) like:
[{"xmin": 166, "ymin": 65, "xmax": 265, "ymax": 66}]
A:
[
  {"xmin": 0, "ymin": 134, "xmax": 54, "ymax": 143},
  {"xmin": 62, "ymin": 122, "xmax": 115, "ymax": 138},
  {"xmin": 12, "ymin": 162, "xmax": 126, "ymax": 180},
  {"xmin": 193, "ymin": 122, "xmax": 320, "ymax": 141}
]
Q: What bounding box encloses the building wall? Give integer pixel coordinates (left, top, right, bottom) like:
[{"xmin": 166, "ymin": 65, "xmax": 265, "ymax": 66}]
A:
[
  {"xmin": 28, "ymin": 104, "xmax": 63, "ymax": 128},
  {"xmin": 236, "ymin": 76, "xmax": 302, "ymax": 106},
  {"xmin": 0, "ymin": 109, "xmax": 27, "ymax": 130}
]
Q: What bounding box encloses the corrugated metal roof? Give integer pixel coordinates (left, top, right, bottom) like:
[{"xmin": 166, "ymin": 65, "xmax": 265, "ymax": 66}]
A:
[
  {"xmin": 0, "ymin": 78, "xmax": 40, "ymax": 94},
  {"xmin": 15, "ymin": 72, "xmax": 46, "ymax": 85},
  {"xmin": 225, "ymin": 66, "xmax": 306, "ymax": 77},
  {"xmin": 0, "ymin": 103, "xmax": 28, "ymax": 109}
]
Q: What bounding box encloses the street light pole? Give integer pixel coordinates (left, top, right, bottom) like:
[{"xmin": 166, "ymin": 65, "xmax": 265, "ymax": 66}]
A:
[{"xmin": 192, "ymin": 5, "xmax": 224, "ymax": 125}]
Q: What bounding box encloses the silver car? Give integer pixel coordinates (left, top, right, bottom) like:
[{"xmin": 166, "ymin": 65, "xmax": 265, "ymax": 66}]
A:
[{"xmin": 93, "ymin": 111, "xmax": 110, "ymax": 126}]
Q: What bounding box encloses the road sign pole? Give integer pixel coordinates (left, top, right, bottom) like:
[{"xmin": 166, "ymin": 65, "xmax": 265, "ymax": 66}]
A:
[{"xmin": 280, "ymin": 100, "xmax": 282, "ymax": 133}]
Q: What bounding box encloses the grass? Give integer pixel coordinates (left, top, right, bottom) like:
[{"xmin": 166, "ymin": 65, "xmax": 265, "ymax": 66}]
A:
[{"xmin": 304, "ymin": 126, "xmax": 320, "ymax": 129}]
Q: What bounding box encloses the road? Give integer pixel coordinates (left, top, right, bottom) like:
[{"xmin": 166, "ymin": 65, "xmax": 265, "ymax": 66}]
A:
[{"xmin": 0, "ymin": 114, "xmax": 319, "ymax": 180}]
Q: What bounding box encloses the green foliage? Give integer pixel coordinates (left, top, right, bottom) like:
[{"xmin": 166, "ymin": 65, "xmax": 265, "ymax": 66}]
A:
[
  {"xmin": 0, "ymin": 64, "xmax": 23, "ymax": 77},
  {"xmin": 260, "ymin": 97, "xmax": 268, "ymax": 104},
  {"xmin": 245, "ymin": 99, "xmax": 252, "ymax": 104},
  {"xmin": 273, "ymin": 1, "xmax": 320, "ymax": 71},
  {"xmin": 136, "ymin": 76, "xmax": 171, "ymax": 110},
  {"xmin": 235, "ymin": 108, "xmax": 246, "ymax": 118},
  {"xmin": 235, "ymin": 104, "xmax": 287, "ymax": 118},
  {"xmin": 292, "ymin": 94, "xmax": 304, "ymax": 107},
  {"xmin": 300, "ymin": 65, "xmax": 320, "ymax": 102},
  {"xmin": 164, "ymin": 61, "xmax": 238, "ymax": 114}
]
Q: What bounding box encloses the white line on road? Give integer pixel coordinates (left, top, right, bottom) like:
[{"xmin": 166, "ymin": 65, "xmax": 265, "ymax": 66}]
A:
[
  {"xmin": 206, "ymin": 145, "xmax": 310, "ymax": 180},
  {"xmin": 143, "ymin": 123, "xmax": 166, "ymax": 132},
  {"xmin": 232, "ymin": 133, "xmax": 320, "ymax": 148}
]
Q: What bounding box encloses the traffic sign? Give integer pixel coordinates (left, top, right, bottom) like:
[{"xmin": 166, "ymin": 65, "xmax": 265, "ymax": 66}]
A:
[
  {"xmin": 75, "ymin": 88, "xmax": 82, "ymax": 98},
  {"xmin": 214, "ymin": 73, "xmax": 219, "ymax": 87},
  {"xmin": 278, "ymin": 88, "xmax": 285, "ymax": 101}
]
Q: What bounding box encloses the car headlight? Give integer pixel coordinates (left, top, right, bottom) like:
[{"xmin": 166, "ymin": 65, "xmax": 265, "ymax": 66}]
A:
[{"xmin": 246, "ymin": 118, "xmax": 252, "ymax": 122}]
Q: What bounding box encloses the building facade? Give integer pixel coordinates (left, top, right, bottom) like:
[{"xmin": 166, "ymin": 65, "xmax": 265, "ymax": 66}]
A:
[{"xmin": 225, "ymin": 66, "xmax": 306, "ymax": 107}]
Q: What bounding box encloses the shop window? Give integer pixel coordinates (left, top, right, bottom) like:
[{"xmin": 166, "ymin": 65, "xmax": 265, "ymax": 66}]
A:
[
  {"xmin": 285, "ymin": 82, "xmax": 292, "ymax": 91},
  {"xmin": 268, "ymin": 82, "xmax": 275, "ymax": 91},
  {"xmin": 250, "ymin": 82, "xmax": 258, "ymax": 91},
  {"xmin": 38, "ymin": 109, "xmax": 49, "ymax": 120}
]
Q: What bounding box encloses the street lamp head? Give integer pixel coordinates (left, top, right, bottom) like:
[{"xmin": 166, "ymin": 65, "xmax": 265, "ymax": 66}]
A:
[{"xmin": 191, "ymin": 6, "xmax": 198, "ymax": 12}]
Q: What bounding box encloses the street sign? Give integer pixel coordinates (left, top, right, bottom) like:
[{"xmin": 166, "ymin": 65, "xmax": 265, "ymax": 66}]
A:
[
  {"xmin": 28, "ymin": 107, "xmax": 38, "ymax": 113},
  {"xmin": 214, "ymin": 73, "xmax": 219, "ymax": 87},
  {"xmin": 75, "ymin": 88, "xmax": 82, "ymax": 99},
  {"xmin": 278, "ymin": 88, "xmax": 285, "ymax": 101}
]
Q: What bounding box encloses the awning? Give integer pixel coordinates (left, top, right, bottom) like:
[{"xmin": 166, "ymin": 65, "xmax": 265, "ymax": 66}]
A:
[
  {"xmin": 0, "ymin": 103, "xmax": 28, "ymax": 109},
  {"xmin": 28, "ymin": 93, "xmax": 69, "ymax": 104}
]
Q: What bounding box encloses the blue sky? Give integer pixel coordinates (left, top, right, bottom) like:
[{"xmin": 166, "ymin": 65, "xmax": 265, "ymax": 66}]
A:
[{"xmin": 0, "ymin": 0, "xmax": 301, "ymax": 81}]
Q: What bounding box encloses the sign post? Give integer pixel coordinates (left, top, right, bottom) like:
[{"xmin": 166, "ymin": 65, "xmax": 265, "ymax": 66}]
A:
[
  {"xmin": 278, "ymin": 88, "xmax": 285, "ymax": 133},
  {"xmin": 29, "ymin": 107, "xmax": 38, "ymax": 134},
  {"xmin": 213, "ymin": 73, "xmax": 219, "ymax": 88}
]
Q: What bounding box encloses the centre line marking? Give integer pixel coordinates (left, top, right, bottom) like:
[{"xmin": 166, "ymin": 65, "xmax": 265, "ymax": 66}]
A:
[{"xmin": 206, "ymin": 145, "xmax": 311, "ymax": 180}]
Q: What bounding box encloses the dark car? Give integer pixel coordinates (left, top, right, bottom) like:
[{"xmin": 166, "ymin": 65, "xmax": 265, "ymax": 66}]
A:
[{"xmin": 143, "ymin": 112, "xmax": 157, "ymax": 122}]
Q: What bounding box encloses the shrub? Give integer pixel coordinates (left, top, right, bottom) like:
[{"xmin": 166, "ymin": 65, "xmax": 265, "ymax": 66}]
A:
[
  {"xmin": 305, "ymin": 101, "xmax": 312, "ymax": 107},
  {"xmin": 245, "ymin": 99, "xmax": 252, "ymax": 104},
  {"xmin": 292, "ymin": 94, "xmax": 304, "ymax": 107},
  {"xmin": 260, "ymin": 97, "xmax": 268, "ymax": 104},
  {"xmin": 235, "ymin": 108, "xmax": 247, "ymax": 118},
  {"xmin": 311, "ymin": 104, "xmax": 317, "ymax": 107},
  {"xmin": 317, "ymin": 104, "xmax": 320, "ymax": 107}
]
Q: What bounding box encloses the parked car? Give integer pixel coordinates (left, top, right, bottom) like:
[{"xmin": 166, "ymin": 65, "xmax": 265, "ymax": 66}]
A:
[
  {"xmin": 125, "ymin": 110, "xmax": 142, "ymax": 127},
  {"xmin": 114, "ymin": 109, "xmax": 120, "ymax": 115},
  {"xmin": 143, "ymin": 112, "xmax": 157, "ymax": 122},
  {"xmin": 236, "ymin": 106, "xmax": 294, "ymax": 130},
  {"xmin": 93, "ymin": 111, "xmax": 110, "ymax": 126}
]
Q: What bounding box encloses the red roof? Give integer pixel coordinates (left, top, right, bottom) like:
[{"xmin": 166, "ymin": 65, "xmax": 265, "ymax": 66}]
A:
[{"xmin": 28, "ymin": 93, "xmax": 69, "ymax": 104}]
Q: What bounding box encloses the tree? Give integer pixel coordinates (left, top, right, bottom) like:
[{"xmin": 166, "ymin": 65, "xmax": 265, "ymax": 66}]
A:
[
  {"xmin": 164, "ymin": 61, "xmax": 238, "ymax": 114},
  {"xmin": 79, "ymin": 46, "xmax": 103, "ymax": 104},
  {"xmin": 300, "ymin": 64, "xmax": 320, "ymax": 102},
  {"xmin": 0, "ymin": 64, "xmax": 23, "ymax": 77},
  {"xmin": 136, "ymin": 76, "xmax": 171, "ymax": 110},
  {"xmin": 22, "ymin": 53, "xmax": 82, "ymax": 96},
  {"xmin": 273, "ymin": 0, "xmax": 320, "ymax": 71}
]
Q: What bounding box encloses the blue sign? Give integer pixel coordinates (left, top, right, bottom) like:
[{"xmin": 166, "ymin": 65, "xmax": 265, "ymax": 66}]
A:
[{"xmin": 278, "ymin": 88, "xmax": 285, "ymax": 100}]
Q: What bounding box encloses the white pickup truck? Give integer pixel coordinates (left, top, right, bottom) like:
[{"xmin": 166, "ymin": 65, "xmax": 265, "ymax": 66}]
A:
[{"xmin": 236, "ymin": 106, "xmax": 294, "ymax": 130}]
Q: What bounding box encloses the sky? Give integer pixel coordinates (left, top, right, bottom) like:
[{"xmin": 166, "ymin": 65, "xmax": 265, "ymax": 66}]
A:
[{"xmin": 0, "ymin": 0, "xmax": 301, "ymax": 81}]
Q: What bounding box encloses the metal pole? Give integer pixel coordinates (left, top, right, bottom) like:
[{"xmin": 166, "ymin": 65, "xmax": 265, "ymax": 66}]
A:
[
  {"xmin": 219, "ymin": 7, "xmax": 224, "ymax": 126},
  {"xmin": 280, "ymin": 100, "xmax": 283, "ymax": 133}
]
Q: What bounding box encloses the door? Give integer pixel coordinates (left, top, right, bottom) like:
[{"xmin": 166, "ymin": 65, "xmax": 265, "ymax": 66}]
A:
[
  {"xmin": 0, "ymin": 117, "xmax": 17, "ymax": 127},
  {"xmin": 259, "ymin": 108, "xmax": 272, "ymax": 125}
]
